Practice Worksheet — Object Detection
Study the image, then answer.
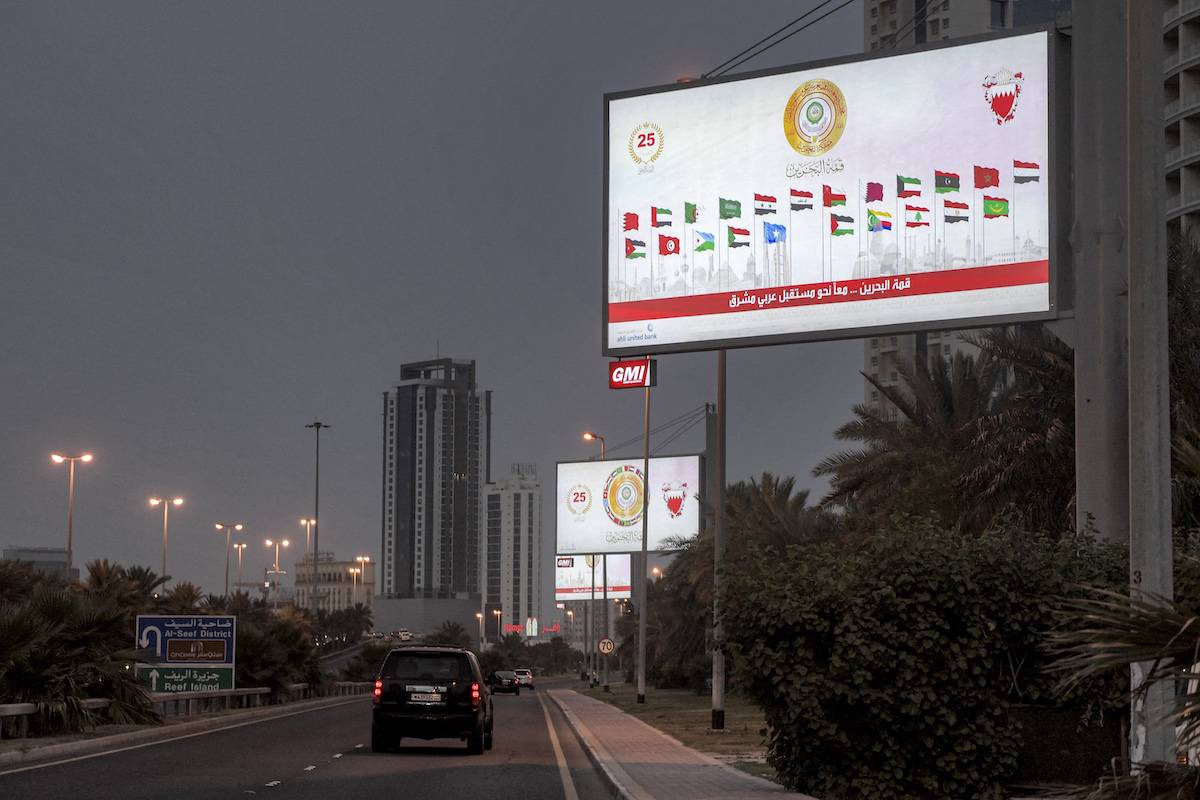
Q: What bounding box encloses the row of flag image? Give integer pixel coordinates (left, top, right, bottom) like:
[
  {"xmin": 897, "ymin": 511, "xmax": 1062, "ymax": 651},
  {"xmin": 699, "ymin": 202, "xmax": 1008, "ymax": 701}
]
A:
[{"xmin": 619, "ymin": 159, "xmax": 1040, "ymax": 259}]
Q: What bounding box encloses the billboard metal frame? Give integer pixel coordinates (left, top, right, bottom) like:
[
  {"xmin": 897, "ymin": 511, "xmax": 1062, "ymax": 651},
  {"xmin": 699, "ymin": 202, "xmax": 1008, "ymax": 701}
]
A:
[
  {"xmin": 555, "ymin": 452, "xmax": 706, "ymax": 555},
  {"xmin": 602, "ymin": 24, "xmax": 1069, "ymax": 357}
]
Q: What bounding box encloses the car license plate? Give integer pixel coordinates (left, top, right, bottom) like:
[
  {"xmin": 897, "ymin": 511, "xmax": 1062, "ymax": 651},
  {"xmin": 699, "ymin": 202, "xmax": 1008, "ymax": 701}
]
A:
[{"xmin": 410, "ymin": 692, "xmax": 442, "ymax": 702}]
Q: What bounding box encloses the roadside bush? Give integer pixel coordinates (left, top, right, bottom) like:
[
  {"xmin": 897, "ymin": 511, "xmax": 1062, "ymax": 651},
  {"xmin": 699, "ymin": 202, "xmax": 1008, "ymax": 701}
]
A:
[
  {"xmin": 340, "ymin": 642, "xmax": 391, "ymax": 682},
  {"xmin": 722, "ymin": 518, "xmax": 1126, "ymax": 800}
]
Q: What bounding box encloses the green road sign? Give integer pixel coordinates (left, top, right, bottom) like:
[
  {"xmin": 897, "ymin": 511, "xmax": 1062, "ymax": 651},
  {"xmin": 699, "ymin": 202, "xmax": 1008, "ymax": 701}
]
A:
[{"xmin": 137, "ymin": 665, "xmax": 234, "ymax": 693}]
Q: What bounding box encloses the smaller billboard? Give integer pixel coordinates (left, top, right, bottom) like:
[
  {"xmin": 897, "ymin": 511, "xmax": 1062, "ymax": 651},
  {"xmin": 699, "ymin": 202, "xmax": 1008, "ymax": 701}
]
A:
[
  {"xmin": 609, "ymin": 358, "xmax": 656, "ymax": 389},
  {"xmin": 557, "ymin": 454, "xmax": 702, "ymax": 554},
  {"xmin": 555, "ymin": 554, "xmax": 632, "ymax": 601}
]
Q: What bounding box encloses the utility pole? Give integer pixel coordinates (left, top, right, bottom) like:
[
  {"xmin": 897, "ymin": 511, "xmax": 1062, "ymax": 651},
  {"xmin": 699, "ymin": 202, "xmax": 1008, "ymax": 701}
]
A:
[
  {"xmin": 306, "ymin": 421, "xmax": 329, "ymax": 616},
  {"xmin": 1074, "ymin": 4, "xmax": 1172, "ymax": 764},
  {"xmin": 711, "ymin": 352, "xmax": 727, "ymax": 729},
  {"xmin": 636, "ymin": 374, "xmax": 652, "ymax": 704}
]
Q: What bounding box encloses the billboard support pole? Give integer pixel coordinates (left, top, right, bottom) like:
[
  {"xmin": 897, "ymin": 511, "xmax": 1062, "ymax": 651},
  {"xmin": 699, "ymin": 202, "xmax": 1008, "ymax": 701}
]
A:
[
  {"xmin": 636, "ymin": 374, "xmax": 652, "ymax": 704},
  {"xmin": 602, "ymin": 555, "xmax": 610, "ymax": 692},
  {"xmin": 1127, "ymin": 0, "xmax": 1173, "ymax": 766},
  {"xmin": 712, "ymin": 350, "xmax": 727, "ymax": 730}
]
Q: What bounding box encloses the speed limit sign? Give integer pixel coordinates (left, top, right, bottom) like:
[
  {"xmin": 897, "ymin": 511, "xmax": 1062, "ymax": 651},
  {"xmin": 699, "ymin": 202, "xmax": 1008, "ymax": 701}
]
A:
[{"xmin": 598, "ymin": 637, "xmax": 615, "ymax": 655}]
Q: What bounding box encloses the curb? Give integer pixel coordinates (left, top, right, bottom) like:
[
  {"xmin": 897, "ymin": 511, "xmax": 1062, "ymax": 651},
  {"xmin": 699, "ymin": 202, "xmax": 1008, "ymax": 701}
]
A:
[
  {"xmin": 547, "ymin": 690, "xmax": 650, "ymax": 800},
  {"xmin": 547, "ymin": 689, "xmax": 817, "ymax": 800},
  {"xmin": 0, "ymin": 694, "xmax": 365, "ymax": 769}
]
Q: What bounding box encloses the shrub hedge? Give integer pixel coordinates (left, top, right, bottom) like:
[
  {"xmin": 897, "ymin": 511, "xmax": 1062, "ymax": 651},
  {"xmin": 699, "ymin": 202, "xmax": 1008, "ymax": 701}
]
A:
[{"xmin": 721, "ymin": 519, "xmax": 1126, "ymax": 800}]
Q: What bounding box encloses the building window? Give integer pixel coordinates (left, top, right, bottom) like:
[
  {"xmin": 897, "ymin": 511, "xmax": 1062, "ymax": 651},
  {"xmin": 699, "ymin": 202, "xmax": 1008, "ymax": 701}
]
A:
[
  {"xmin": 871, "ymin": 338, "xmax": 878, "ymax": 348},
  {"xmin": 870, "ymin": 356, "xmax": 879, "ymax": 367},
  {"xmin": 990, "ymin": 0, "xmax": 1005, "ymax": 27}
]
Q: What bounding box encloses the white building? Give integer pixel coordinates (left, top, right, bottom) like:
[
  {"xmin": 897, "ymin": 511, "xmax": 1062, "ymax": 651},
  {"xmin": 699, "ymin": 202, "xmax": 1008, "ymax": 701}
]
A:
[
  {"xmin": 293, "ymin": 552, "xmax": 375, "ymax": 614},
  {"xmin": 483, "ymin": 463, "xmax": 542, "ymax": 639}
]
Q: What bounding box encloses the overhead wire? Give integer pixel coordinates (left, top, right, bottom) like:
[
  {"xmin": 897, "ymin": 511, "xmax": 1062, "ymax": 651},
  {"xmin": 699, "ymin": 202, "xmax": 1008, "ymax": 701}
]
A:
[
  {"xmin": 596, "ymin": 404, "xmax": 708, "ymax": 458},
  {"xmin": 702, "ymin": 0, "xmax": 839, "ymax": 78},
  {"xmin": 711, "ymin": 0, "xmax": 858, "ymax": 77}
]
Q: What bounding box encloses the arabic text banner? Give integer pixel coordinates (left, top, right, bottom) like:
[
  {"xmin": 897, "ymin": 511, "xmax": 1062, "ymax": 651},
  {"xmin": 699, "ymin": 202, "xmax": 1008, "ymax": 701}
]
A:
[{"xmin": 555, "ymin": 554, "xmax": 632, "ymax": 601}]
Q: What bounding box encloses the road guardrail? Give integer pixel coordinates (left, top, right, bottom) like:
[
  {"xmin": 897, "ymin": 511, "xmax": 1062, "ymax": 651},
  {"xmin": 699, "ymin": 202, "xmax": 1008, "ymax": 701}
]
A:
[{"xmin": 0, "ymin": 682, "xmax": 373, "ymax": 740}]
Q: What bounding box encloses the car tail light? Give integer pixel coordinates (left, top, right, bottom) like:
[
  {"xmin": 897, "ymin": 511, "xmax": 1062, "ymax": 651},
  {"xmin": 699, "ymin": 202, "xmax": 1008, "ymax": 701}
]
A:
[
  {"xmin": 373, "ymin": 679, "xmax": 383, "ymax": 704},
  {"xmin": 471, "ymin": 682, "xmax": 481, "ymax": 709}
]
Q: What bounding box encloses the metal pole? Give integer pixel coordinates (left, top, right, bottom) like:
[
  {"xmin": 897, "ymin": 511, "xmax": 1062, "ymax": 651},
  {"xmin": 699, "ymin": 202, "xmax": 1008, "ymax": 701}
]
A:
[
  {"xmin": 161, "ymin": 502, "xmax": 170, "ymax": 582},
  {"xmin": 66, "ymin": 459, "xmax": 76, "ymax": 572},
  {"xmin": 224, "ymin": 527, "xmax": 231, "ymax": 598},
  {"xmin": 307, "ymin": 422, "xmax": 328, "ymax": 615},
  {"xmin": 636, "ymin": 377, "xmax": 651, "ymax": 704},
  {"xmin": 602, "ymin": 554, "xmax": 610, "ymax": 692},
  {"xmin": 1127, "ymin": 0, "xmax": 1173, "ymax": 765},
  {"xmin": 236, "ymin": 547, "xmax": 244, "ymax": 591},
  {"xmin": 712, "ymin": 350, "xmax": 727, "ymax": 729}
]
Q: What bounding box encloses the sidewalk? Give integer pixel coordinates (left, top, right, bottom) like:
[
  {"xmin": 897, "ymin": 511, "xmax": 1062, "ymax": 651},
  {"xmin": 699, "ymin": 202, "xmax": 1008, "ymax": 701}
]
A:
[{"xmin": 548, "ymin": 689, "xmax": 818, "ymax": 800}]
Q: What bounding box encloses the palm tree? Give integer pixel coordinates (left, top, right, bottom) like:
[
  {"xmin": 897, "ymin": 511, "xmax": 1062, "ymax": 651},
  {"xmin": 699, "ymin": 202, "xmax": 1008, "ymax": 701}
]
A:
[
  {"xmin": 81, "ymin": 560, "xmax": 140, "ymax": 610},
  {"xmin": 425, "ymin": 620, "xmax": 470, "ymax": 648},
  {"xmin": 814, "ymin": 350, "xmax": 1003, "ymax": 533},
  {"xmin": 161, "ymin": 582, "xmax": 204, "ymax": 613},
  {"xmin": 124, "ymin": 566, "xmax": 168, "ymax": 608}
]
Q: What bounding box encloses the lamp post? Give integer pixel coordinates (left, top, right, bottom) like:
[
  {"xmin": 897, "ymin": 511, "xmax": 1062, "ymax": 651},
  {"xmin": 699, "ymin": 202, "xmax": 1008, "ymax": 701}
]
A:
[
  {"xmin": 355, "ymin": 555, "xmax": 370, "ymax": 605},
  {"xmin": 566, "ymin": 608, "xmax": 575, "ymax": 652},
  {"xmin": 475, "ymin": 612, "xmax": 484, "ymax": 650},
  {"xmin": 300, "ymin": 518, "xmax": 316, "ymax": 609},
  {"xmin": 265, "ymin": 538, "xmax": 289, "ymax": 609},
  {"xmin": 233, "ymin": 542, "xmax": 247, "ymax": 592},
  {"xmin": 265, "ymin": 538, "xmax": 290, "ymax": 572},
  {"xmin": 492, "ymin": 608, "xmax": 501, "ymax": 641},
  {"xmin": 148, "ymin": 496, "xmax": 184, "ymax": 583},
  {"xmin": 348, "ymin": 567, "xmax": 361, "ymax": 607},
  {"xmin": 651, "ymin": 566, "xmax": 662, "ymax": 581},
  {"xmin": 214, "ymin": 522, "xmax": 245, "ymax": 598},
  {"xmin": 50, "ymin": 452, "xmax": 92, "ymax": 571},
  {"xmin": 583, "ymin": 432, "xmax": 610, "ymax": 691},
  {"xmin": 305, "ymin": 421, "xmax": 329, "ymax": 616}
]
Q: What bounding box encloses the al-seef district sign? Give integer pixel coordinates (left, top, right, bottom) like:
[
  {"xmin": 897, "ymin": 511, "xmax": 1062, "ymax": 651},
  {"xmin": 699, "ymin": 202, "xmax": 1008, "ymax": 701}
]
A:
[{"xmin": 604, "ymin": 30, "xmax": 1059, "ymax": 355}]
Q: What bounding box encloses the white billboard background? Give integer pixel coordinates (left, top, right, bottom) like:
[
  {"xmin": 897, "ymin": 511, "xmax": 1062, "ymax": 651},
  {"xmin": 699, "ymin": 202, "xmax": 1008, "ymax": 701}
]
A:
[
  {"xmin": 555, "ymin": 554, "xmax": 632, "ymax": 601},
  {"xmin": 557, "ymin": 455, "xmax": 701, "ymax": 554},
  {"xmin": 606, "ymin": 31, "xmax": 1051, "ymax": 352}
]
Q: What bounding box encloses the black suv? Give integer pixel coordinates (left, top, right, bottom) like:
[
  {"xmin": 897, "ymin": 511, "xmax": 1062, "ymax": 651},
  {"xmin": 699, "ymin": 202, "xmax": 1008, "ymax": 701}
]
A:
[{"xmin": 371, "ymin": 646, "xmax": 494, "ymax": 754}]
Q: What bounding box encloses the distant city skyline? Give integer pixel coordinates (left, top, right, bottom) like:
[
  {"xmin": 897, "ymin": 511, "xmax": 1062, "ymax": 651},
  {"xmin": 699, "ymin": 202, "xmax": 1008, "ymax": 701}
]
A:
[{"xmin": 2, "ymin": 2, "xmax": 864, "ymax": 595}]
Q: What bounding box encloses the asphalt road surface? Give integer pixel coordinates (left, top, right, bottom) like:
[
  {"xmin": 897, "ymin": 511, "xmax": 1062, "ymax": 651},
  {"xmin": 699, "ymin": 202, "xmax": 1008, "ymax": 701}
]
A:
[{"xmin": 0, "ymin": 689, "xmax": 609, "ymax": 800}]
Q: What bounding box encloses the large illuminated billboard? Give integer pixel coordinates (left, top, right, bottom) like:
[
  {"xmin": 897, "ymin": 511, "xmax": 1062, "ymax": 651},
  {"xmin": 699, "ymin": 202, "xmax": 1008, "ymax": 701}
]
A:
[
  {"xmin": 555, "ymin": 554, "xmax": 632, "ymax": 601},
  {"xmin": 557, "ymin": 455, "xmax": 702, "ymax": 554},
  {"xmin": 604, "ymin": 30, "xmax": 1058, "ymax": 355}
]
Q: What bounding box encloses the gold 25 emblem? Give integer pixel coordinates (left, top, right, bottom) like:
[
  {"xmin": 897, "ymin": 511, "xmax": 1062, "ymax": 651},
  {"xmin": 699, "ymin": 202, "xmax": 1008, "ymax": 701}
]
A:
[
  {"xmin": 783, "ymin": 78, "xmax": 847, "ymax": 156},
  {"xmin": 628, "ymin": 122, "xmax": 664, "ymax": 165}
]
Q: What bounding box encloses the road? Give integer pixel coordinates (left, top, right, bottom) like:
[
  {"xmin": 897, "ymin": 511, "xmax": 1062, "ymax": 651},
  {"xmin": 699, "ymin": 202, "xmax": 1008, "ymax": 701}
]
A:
[{"xmin": 0, "ymin": 687, "xmax": 608, "ymax": 800}]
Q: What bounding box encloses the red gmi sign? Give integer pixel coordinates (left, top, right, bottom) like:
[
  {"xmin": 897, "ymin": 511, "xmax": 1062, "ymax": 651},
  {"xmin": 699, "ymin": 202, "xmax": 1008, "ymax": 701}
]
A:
[{"xmin": 609, "ymin": 358, "xmax": 656, "ymax": 389}]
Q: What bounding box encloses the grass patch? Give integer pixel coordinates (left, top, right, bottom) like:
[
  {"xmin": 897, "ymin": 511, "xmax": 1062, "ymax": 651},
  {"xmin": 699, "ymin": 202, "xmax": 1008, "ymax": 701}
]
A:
[{"xmin": 580, "ymin": 682, "xmax": 768, "ymax": 759}]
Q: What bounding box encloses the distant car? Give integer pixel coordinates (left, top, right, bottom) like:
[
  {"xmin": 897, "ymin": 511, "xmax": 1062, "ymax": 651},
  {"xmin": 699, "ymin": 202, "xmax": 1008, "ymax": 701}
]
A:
[
  {"xmin": 397, "ymin": 629, "xmax": 413, "ymax": 642},
  {"xmin": 371, "ymin": 645, "xmax": 493, "ymax": 755},
  {"xmin": 488, "ymin": 670, "xmax": 521, "ymax": 695},
  {"xmin": 513, "ymin": 668, "xmax": 534, "ymax": 690}
]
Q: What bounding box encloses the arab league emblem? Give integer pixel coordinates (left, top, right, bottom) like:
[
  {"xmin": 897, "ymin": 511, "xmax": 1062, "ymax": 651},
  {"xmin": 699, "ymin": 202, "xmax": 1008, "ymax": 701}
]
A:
[
  {"xmin": 603, "ymin": 466, "xmax": 644, "ymax": 527},
  {"xmin": 783, "ymin": 78, "xmax": 847, "ymax": 156},
  {"xmin": 982, "ymin": 68, "xmax": 1024, "ymax": 125}
]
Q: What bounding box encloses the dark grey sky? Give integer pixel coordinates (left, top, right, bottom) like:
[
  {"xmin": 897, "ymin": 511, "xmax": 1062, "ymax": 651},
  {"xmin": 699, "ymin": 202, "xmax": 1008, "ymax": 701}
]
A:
[{"xmin": 2, "ymin": 1, "xmax": 864, "ymax": 593}]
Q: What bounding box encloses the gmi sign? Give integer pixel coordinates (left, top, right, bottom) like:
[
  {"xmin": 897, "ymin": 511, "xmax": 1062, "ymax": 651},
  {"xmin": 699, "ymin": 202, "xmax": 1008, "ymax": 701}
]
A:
[{"xmin": 609, "ymin": 358, "xmax": 656, "ymax": 389}]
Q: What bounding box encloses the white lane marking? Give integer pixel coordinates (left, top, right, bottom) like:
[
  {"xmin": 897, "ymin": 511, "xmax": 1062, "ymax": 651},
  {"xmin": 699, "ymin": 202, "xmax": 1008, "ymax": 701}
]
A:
[
  {"xmin": 304, "ymin": 765, "xmax": 316, "ymax": 771},
  {"xmin": 538, "ymin": 693, "xmax": 580, "ymax": 800},
  {"xmin": 265, "ymin": 780, "xmax": 281, "ymax": 787},
  {"xmin": 354, "ymin": 743, "xmax": 364, "ymax": 749},
  {"xmin": 332, "ymin": 753, "xmax": 343, "ymax": 759},
  {"xmin": 0, "ymin": 698, "xmax": 364, "ymax": 777}
]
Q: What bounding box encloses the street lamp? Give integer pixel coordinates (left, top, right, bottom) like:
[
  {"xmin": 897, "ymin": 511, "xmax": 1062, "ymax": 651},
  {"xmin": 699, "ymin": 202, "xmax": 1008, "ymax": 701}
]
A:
[
  {"xmin": 492, "ymin": 608, "xmax": 502, "ymax": 639},
  {"xmin": 214, "ymin": 522, "xmax": 245, "ymax": 598},
  {"xmin": 582, "ymin": 431, "xmax": 607, "ymax": 460},
  {"xmin": 265, "ymin": 538, "xmax": 290, "ymax": 572},
  {"xmin": 305, "ymin": 421, "xmax": 330, "ymax": 616},
  {"xmin": 348, "ymin": 566, "xmax": 361, "ymax": 606},
  {"xmin": 566, "ymin": 608, "xmax": 575, "ymax": 651},
  {"xmin": 50, "ymin": 452, "xmax": 93, "ymax": 571},
  {"xmin": 148, "ymin": 496, "xmax": 184, "ymax": 583},
  {"xmin": 233, "ymin": 542, "xmax": 248, "ymax": 592},
  {"xmin": 651, "ymin": 566, "xmax": 662, "ymax": 580},
  {"xmin": 299, "ymin": 518, "xmax": 316, "ymax": 603},
  {"xmin": 355, "ymin": 555, "xmax": 370, "ymax": 606},
  {"xmin": 475, "ymin": 612, "xmax": 484, "ymax": 650}
]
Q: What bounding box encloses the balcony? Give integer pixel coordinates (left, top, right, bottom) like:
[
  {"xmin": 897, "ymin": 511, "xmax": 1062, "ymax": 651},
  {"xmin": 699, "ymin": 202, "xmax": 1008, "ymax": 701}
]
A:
[
  {"xmin": 1165, "ymin": 92, "xmax": 1200, "ymax": 120},
  {"xmin": 1166, "ymin": 0, "xmax": 1200, "ymax": 26}
]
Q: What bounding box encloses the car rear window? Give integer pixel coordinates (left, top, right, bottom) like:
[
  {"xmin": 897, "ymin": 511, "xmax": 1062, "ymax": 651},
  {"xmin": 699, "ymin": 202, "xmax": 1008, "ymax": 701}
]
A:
[{"xmin": 381, "ymin": 652, "xmax": 471, "ymax": 681}]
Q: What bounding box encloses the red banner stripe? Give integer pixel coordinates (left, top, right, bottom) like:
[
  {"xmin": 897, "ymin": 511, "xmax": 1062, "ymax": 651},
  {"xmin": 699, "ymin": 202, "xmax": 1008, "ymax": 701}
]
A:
[{"xmin": 608, "ymin": 260, "xmax": 1049, "ymax": 323}]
